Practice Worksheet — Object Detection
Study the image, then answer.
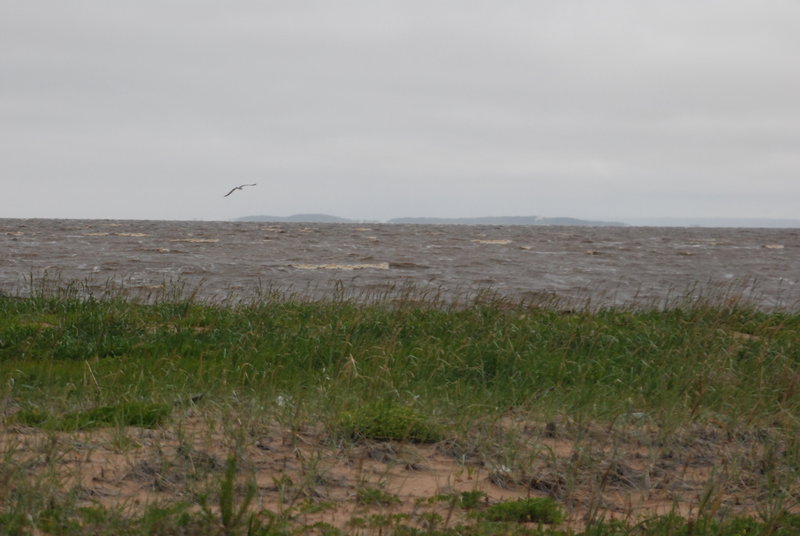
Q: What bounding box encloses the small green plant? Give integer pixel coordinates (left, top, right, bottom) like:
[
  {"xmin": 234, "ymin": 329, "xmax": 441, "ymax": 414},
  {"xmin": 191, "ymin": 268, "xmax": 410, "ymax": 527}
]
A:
[
  {"xmin": 417, "ymin": 511, "xmax": 443, "ymax": 529},
  {"xmin": 348, "ymin": 513, "xmax": 410, "ymax": 530},
  {"xmin": 480, "ymin": 497, "xmax": 565, "ymax": 524},
  {"xmin": 458, "ymin": 490, "xmax": 487, "ymax": 510},
  {"xmin": 337, "ymin": 402, "xmax": 443, "ymax": 443},
  {"xmin": 429, "ymin": 490, "xmax": 486, "ymax": 510},
  {"xmin": 356, "ymin": 486, "xmax": 401, "ymax": 506},
  {"xmin": 13, "ymin": 408, "xmax": 48, "ymax": 426},
  {"xmin": 199, "ymin": 454, "xmax": 256, "ymax": 536}
]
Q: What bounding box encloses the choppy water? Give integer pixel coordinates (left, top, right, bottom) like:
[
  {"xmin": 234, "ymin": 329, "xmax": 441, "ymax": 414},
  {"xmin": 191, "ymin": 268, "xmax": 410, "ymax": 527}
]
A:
[{"xmin": 2, "ymin": 219, "xmax": 799, "ymax": 309}]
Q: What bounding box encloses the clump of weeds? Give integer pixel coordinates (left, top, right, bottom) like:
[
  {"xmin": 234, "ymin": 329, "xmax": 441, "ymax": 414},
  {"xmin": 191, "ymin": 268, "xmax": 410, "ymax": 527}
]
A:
[
  {"xmin": 337, "ymin": 401, "xmax": 444, "ymax": 443},
  {"xmin": 478, "ymin": 497, "xmax": 565, "ymax": 525},
  {"xmin": 356, "ymin": 485, "xmax": 402, "ymax": 507}
]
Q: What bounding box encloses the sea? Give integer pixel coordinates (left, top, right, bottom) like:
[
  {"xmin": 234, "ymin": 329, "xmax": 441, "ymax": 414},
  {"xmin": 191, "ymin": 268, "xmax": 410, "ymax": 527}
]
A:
[{"xmin": 2, "ymin": 219, "xmax": 799, "ymax": 310}]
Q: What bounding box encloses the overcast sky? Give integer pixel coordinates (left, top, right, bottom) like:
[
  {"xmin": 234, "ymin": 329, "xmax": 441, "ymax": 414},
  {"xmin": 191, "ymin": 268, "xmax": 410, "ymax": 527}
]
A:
[{"xmin": 1, "ymin": 1, "xmax": 798, "ymax": 222}]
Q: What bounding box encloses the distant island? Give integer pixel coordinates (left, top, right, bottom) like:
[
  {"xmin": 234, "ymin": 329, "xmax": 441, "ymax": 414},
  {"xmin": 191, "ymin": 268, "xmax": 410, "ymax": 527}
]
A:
[
  {"xmin": 387, "ymin": 216, "xmax": 626, "ymax": 226},
  {"xmin": 623, "ymin": 217, "xmax": 800, "ymax": 228},
  {"xmin": 237, "ymin": 214, "xmax": 626, "ymax": 226},
  {"xmin": 236, "ymin": 214, "xmax": 800, "ymax": 228}
]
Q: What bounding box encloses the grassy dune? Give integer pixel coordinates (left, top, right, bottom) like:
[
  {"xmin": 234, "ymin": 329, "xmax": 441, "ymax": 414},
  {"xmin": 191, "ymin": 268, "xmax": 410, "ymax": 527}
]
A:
[{"xmin": 1, "ymin": 283, "xmax": 799, "ymax": 534}]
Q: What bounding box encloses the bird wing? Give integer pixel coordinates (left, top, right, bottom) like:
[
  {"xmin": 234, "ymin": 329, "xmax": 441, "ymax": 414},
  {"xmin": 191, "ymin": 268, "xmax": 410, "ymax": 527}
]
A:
[{"xmin": 224, "ymin": 183, "xmax": 256, "ymax": 197}]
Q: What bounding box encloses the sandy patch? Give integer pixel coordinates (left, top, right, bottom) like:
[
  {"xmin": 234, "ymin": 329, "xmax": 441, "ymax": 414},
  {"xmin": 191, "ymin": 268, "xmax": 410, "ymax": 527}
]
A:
[{"xmin": 2, "ymin": 415, "xmax": 793, "ymax": 532}]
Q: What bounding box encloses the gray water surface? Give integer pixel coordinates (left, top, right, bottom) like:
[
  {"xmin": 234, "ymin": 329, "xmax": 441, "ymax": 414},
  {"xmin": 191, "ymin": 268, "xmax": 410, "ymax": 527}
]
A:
[{"xmin": 2, "ymin": 219, "xmax": 798, "ymax": 309}]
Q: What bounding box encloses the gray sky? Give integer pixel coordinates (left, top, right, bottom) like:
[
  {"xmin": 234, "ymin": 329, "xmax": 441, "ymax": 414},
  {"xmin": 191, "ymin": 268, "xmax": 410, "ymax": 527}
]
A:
[{"xmin": 2, "ymin": 1, "xmax": 798, "ymax": 222}]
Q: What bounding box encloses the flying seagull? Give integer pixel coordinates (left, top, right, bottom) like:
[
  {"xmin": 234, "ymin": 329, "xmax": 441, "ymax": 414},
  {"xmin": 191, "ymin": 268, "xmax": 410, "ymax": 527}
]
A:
[{"xmin": 224, "ymin": 183, "xmax": 257, "ymax": 197}]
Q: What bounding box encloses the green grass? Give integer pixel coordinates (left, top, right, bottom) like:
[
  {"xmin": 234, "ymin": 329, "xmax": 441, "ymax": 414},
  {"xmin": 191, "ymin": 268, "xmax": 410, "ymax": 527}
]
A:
[
  {"xmin": 2, "ymin": 289, "xmax": 798, "ymax": 436},
  {"xmin": 2, "ymin": 290, "xmax": 798, "ymax": 427},
  {"xmin": 1, "ymin": 284, "xmax": 800, "ymax": 534},
  {"xmin": 480, "ymin": 497, "xmax": 565, "ymax": 524},
  {"xmin": 14, "ymin": 401, "xmax": 171, "ymax": 431},
  {"xmin": 338, "ymin": 402, "xmax": 444, "ymax": 443},
  {"xmin": 356, "ymin": 486, "xmax": 402, "ymax": 507},
  {"xmin": 2, "ymin": 506, "xmax": 798, "ymax": 536}
]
